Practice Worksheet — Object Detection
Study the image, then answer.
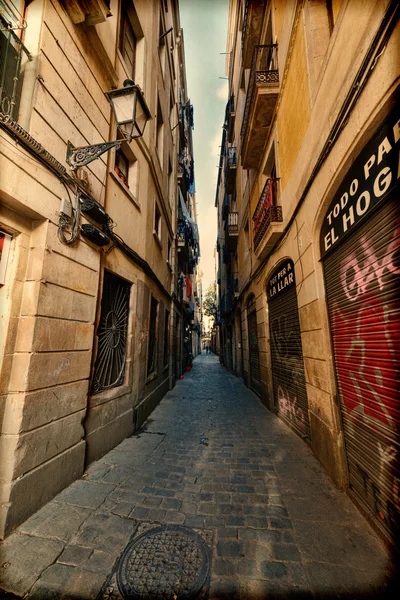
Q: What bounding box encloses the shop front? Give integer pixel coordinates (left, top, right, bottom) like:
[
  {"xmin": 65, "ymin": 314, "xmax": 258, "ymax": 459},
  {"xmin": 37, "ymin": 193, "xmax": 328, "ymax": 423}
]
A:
[
  {"xmin": 320, "ymin": 107, "xmax": 400, "ymax": 541},
  {"xmin": 267, "ymin": 259, "xmax": 310, "ymax": 440}
]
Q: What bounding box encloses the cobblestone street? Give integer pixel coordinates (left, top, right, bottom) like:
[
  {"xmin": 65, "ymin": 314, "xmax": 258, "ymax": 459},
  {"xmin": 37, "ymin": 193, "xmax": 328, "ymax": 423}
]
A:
[{"xmin": 0, "ymin": 354, "xmax": 397, "ymax": 599}]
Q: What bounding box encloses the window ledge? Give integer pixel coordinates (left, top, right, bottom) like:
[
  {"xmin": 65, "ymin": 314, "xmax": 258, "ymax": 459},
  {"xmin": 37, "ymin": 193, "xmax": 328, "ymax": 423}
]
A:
[
  {"xmin": 166, "ymin": 260, "xmax": 173, "ymax": 272},
  {"xmin": 89, "ymin": 383, "xmax": 132, "ymax": 407},
  {"xmin": 110, "ymin": 170, "xmax": 141, "ymax": 211},
  {"xmin": 153, "ymin": 231, "xmax": 162, "ymax": 250}
]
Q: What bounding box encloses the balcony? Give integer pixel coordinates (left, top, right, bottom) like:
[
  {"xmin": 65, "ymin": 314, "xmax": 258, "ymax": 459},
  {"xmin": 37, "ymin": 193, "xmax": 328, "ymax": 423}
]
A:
[
  {"xmin": 222, "ymin": 194, "xmax": 231, "ymax": 221},
  {"xmin": 253, "ymin": 178, "xmax": 283, "ymax": 255},
  {"xmin": 226, "ymin": 146, "xmax": 237, "ymax": 194},
  {"xmin": 225, "ymin": 212, "xmax": 238, "ymax": 252},
  {"xmin": 226, "ymin": 94, "xmax": 235, "ymax": 143},
  {"xmin": 0, "ymin": 11, "xmax": 32, "ymax": 119},
  {"xmin": 241, "ymin": 44, "xmax": 279, "ymax": 169},
  {"xmin": 241, "ymin": 0, "xmax": 267, "ymax": 69},
  {"xmin": 62, "ymin": 0, "xmax": 111, "ymax": 25}
]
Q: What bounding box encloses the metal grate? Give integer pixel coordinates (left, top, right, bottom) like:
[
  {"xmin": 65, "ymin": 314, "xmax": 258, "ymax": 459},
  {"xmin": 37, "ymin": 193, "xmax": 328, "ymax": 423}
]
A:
[
  {"xmin": 92, "ymin": 270, "xmax": 130, "ymax": 394},
  {"xmin": 116, "ymin": 525, "xmax": 211, "ymax": 600}
]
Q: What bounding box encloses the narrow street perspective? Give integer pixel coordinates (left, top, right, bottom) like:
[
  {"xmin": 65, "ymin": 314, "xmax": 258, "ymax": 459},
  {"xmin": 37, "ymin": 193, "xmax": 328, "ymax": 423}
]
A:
[
  {"xmin": 1, "ymin": 354, "xmax": 396, "ymax": 599},
  {"xmin": 0, "ymin": 0, "xmax": 399, "ymax": 598}
]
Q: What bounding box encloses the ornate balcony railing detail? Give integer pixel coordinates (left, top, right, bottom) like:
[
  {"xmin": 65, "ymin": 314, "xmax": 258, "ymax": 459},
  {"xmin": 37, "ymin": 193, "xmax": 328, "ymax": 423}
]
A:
[
  {"xmin": 0, "ymin": 11, "xmax": 32, "ymax": 119},
  {"xmin": 253, "ymin": 178, "xmax": 282, "ymax": 251},
  {"xmin": 227, "ymin": 211, "xmax": 238, "ymax": 234},
  {"xmin": 228, "ymin": 146, "xmax": 237, "ymax": 167},
  {"xmin": 240, "ymin": 44, "xmax": 279, "ymax": 143}
]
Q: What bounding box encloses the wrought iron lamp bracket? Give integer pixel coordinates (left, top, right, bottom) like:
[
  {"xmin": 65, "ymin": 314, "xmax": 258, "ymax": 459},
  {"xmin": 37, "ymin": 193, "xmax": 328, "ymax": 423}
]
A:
[{"xmin": 66, "ymin": 139, "xmax": 129, "ymax": 170}]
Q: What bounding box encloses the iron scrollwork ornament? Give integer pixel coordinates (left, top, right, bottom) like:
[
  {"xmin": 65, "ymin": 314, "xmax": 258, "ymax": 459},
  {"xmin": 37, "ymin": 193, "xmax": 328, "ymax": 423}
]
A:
[{"xmin": 66, "ymin": 141, "xmax": 122, "ymax": 170}]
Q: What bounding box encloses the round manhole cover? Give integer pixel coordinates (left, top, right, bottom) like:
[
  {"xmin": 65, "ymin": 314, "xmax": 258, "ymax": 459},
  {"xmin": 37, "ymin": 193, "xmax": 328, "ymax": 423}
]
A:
[{"xmin": 116, "ymin": 525, "xmax": 210, "ymax": 600}]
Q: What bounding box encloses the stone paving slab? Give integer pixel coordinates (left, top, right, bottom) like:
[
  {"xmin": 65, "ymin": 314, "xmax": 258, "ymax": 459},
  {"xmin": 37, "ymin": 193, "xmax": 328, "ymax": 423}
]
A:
[{"xmin": 0, "ymin": 354, "xmax": 398, "ymax": 599}]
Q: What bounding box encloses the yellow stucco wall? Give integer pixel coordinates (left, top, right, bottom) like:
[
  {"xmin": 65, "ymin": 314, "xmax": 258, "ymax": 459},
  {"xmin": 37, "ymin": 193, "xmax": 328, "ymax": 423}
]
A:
[
  {"xmin": 277, "ymin": 22, "xmax": 310, "ymax": 190},
  {"xmin": 273, "ymin": 0, "xmax": 287, "ymax": 43},
  {"xmin": 332, "ymin": 0, "xmax": 343, "ymax": 24}
]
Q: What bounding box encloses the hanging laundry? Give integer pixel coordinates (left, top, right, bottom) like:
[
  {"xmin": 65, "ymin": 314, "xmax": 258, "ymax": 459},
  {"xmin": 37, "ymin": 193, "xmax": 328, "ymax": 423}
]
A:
[{"xmin": 185, "ymin": 275, "xmax": 192, "ymax": 298}]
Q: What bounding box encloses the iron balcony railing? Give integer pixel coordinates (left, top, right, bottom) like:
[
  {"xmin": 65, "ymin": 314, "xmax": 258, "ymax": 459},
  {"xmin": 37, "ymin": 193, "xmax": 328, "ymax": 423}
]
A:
[
  {"xmin": 241, "ymin": 0, "xmax": 250, "ymax": 57},
  {"xmin": 253, "ymin": 178, "xmax": 282, "ymax": 251},
  {"xmin": 228, "ymin": 145, "xmax": 237, "ymax": 167},
  {"xmin": 240, "ymin": 44, "xmax": 279, "ymax": 142},
  {"xmin": 0, "ymin": 11, "xmax": 32, "ymax": 119},
  {"xmin": 226, "ymin": 211, "xmax": 238, "ymax": 234}
]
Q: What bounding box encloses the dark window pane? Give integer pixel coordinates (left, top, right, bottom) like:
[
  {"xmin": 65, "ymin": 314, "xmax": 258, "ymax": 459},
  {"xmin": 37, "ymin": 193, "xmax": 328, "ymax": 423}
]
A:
[{"xmin": 119, "ymin": 9, "xmax": 136, "ymax": 78}]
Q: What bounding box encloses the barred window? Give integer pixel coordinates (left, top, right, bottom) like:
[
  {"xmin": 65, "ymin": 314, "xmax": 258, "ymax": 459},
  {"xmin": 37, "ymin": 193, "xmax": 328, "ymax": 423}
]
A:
[
  {"xmin": 92, "ymin": 271, "xmax": 130, "ymax": 394},
  {"xmin": 147, "ymin": 296, "xmax": 159, "ymax": 375}
]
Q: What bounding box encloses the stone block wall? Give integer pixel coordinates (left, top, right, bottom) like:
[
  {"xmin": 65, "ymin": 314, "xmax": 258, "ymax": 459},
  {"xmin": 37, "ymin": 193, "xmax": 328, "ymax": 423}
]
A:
[{"xmin": 0, "ymin": 215, "xmax": 100, "ymax": 537}]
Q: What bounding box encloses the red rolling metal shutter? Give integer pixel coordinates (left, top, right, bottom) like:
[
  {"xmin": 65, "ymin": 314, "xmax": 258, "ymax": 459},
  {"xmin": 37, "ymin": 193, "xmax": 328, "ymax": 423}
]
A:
[
  {"xmin": 247, "ymin": 300, "xmax": 261, "ymax": 396},
  {"xmin": 268, "ymin": 260, "xmax": 310, "ymax": 439},
  {"xmin": 324, "ymin": 195, "xmax": 400, "ymax": 540}
]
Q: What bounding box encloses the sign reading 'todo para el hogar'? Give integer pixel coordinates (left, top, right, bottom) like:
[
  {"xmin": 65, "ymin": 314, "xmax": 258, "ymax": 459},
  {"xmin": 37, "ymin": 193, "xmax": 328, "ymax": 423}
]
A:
[{"xmin": 320, "ymin": 109, "xmax": 399, "ymax": 258}]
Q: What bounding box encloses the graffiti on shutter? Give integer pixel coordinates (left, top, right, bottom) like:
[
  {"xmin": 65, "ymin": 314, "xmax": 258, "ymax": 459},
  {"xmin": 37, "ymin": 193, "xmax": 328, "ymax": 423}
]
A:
[
  {"xmin": 321, "ymin": 103, "xmax": 400, "ymax": 540},
  {"xmin": 324, "ymin": 197, "xmax": 400, "ymax": 540},
  {"xmin": 268, "ymin": 259, "xmax": 310, "ymax": 439}
]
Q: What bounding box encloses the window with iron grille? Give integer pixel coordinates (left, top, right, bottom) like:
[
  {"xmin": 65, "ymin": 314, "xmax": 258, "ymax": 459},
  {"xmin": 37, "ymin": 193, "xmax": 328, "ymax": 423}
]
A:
[
  {"xmin": 0, "ymin": 7, "xmax": 30, "ymax": 119},
  {"xmin": 164, "ymin": 308, "xmax": 170, "ymax": 367},
  {"xmin": 147, "ymin": 296, "xmax": 159, "ymax": 375},
  {"xmin": 92, "ymin": 270, "xmax": 130, "ymax": 394}
]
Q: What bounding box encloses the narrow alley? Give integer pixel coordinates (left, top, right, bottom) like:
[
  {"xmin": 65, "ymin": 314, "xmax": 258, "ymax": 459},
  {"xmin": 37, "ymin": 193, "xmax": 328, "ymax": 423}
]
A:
[{"xmin": 1, "ymin": 354, "xmax": 396, "ymax": 600}]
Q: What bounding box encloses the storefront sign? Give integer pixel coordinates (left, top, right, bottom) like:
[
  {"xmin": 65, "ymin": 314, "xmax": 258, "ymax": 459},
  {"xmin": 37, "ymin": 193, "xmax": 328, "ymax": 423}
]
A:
[
  {"xmin": 320, "ymin": 110, "xmax": 399, "ymax": 258},
  {"xmin": 268, "ymin": 259, "xmax": 295, "ymax": 299}
]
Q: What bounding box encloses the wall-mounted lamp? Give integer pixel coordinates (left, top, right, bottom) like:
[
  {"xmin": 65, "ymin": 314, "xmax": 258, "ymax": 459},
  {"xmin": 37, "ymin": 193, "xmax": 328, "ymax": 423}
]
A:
[{"xmin": 66, "ymin": 80, "xmax": 152, "ymax": 170}]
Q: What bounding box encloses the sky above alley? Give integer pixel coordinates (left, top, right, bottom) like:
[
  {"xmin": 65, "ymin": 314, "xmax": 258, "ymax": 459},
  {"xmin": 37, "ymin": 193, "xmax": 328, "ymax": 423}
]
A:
[{"xmin": 180, "ymin": 0, "xmax": 229, "ymax": 308}]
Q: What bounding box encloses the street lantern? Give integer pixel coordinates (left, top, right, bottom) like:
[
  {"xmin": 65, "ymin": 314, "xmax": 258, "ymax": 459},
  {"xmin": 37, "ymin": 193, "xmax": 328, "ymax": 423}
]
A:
[
  {"xmin": 66, "ymin": 80, "xmax": 151, "ymax": 170},
  {"xmin": 105, "ymin": 79, "xmax": 151, "ymax": 140}
]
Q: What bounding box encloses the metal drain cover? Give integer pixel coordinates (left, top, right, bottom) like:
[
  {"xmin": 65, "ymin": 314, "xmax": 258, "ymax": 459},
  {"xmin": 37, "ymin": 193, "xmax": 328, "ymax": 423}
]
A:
[{"xmin": 116, "ymin": 525, "xmax": 211, "ymax": 599}]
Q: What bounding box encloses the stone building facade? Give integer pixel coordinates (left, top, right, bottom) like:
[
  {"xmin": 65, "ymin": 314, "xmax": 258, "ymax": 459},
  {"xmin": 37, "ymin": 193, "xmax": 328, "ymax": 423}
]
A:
[
  {"xmin": 0, "ymin": 0, "xmax": 199, "ymax": 538},
  {"xmin": 216, "ymin": 0, "xmax": 399, "ymax": 544}
]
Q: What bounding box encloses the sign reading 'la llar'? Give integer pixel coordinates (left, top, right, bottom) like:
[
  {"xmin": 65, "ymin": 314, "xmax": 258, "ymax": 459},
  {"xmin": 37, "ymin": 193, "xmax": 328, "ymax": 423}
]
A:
[{"xmin": 268, "ymin": 259, "xmax": 295, "ymax": 299}]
